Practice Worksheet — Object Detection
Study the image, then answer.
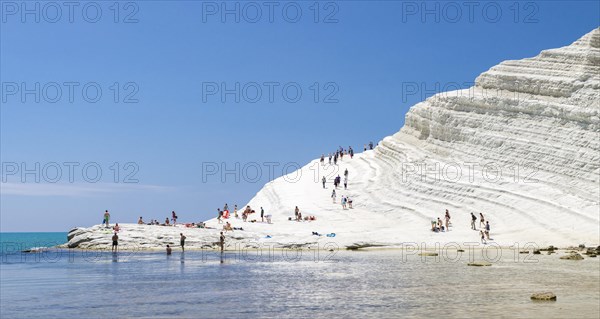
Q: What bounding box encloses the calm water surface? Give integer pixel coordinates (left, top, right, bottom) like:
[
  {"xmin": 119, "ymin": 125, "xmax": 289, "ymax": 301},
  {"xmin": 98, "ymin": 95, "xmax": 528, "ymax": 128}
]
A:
[{"xmin": 1, "ymin": 235, "xmax": 599, "ymax": 318}]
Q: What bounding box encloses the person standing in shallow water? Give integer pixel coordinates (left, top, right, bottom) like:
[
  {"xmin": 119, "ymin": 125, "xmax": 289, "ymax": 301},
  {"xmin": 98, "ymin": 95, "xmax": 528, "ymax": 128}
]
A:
[
  {"xmin": 219, "ymin": 232, "xmax": 225, "ymax": 251},
  {"xmin": 166, "ymin": 245, "xmax": 172, "ymax": 255},
  {"xmin": 180, "ymin": 233, "xmax": 186, "ymax": 251},
  {"xmin": 111, "ymin": 232, "xmax": 118, "ymax": 252}
]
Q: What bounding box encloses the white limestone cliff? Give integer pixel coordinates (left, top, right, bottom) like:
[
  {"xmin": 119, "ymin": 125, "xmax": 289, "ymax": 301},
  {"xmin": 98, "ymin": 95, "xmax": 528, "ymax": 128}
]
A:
[{"xmin": 67, "ymin": 29, "xmax": 600, "ymax": 250}]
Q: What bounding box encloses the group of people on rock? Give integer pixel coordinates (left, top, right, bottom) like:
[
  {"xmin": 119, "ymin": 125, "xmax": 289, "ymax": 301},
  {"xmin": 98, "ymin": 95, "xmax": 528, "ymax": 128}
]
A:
[
  {"xmin": 471, "ymin": 212, "xmax": 491, "ymax": 243},
  {"xmin": 290, "ymin": 206, "xmax": 316, "ymax": 221},
  {"xmin": 320, "ymin": 146, "xmax": 356, "ymax": 166},
  {"xmin": 317, "ymin": 143, "xmax": 376, "ymax": 167},
  {"xmin": 133, "ymin": 211, "xmax": 180, "ymax": 227},
  {"xmin": 330, "ymin": 189, "xmax": 353, "ymax": 209},
  {"xmin": 102, "ymin": 208, "xmax": 233, "ymax": 254},
  {"xmin": 329, "ymin": 168, "xmax": 349, "ymax": 189},
  {"xmin": 431, "ymin": 210, "xmax": 492, "ymax": 243},
  {"xmin": 431, "ymin": 209, "xmax": 452, "ymax": 232},
  {"xmin": 215, "ymin": 203, "xmax": 273, "ymax": 225}
]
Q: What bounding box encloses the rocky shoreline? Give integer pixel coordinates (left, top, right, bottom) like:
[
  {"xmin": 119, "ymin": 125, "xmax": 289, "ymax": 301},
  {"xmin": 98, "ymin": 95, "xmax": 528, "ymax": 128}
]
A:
[{"xmin": 61, "ymin": 224, "xmax": 600, "ymax": 254}]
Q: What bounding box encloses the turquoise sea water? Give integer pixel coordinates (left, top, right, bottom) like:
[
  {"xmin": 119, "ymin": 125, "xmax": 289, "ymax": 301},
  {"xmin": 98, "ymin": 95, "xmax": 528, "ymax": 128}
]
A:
[
  {"xmin": 1, "ymin": 233, "xmax": 599, "ymax": 318},
  {"xmin": 0, "ymin": 232, "xmax": 67, "ymax": 252}
]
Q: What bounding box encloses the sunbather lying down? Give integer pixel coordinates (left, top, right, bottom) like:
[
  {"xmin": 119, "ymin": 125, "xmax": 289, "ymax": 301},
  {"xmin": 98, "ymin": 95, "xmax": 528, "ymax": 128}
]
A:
[{"xmin": 312, "ymin": 232, "xmax": 335, "ymax": 237}]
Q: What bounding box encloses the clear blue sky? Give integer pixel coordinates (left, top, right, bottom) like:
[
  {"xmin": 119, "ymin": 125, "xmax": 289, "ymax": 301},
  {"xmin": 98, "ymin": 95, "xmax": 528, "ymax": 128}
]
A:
[{"xmin": 1, "ymin": 0, "xmax": 598, "ymax": 231}]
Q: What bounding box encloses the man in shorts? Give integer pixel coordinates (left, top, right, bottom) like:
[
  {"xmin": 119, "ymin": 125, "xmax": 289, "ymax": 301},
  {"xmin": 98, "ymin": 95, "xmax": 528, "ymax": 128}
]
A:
[
  {"xmin": 104, "ymin": 210, "xmax": 110, "ymax": 228},
  {"xmin": 112, "ymin": 232, "xmax": 118, "ymax": 252},
  {"xmin": 219, "ymin": 232, "xmax": 225, "ymax": 251},
  {"xmin": 180, "ymin": 233, "xmax": 186, "ymax": 251}
]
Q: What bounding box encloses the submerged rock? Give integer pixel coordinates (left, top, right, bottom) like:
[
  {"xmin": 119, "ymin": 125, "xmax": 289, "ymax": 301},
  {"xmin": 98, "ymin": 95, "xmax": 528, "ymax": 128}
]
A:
[
  {"xmin": 531, "ymin": 292, "xmax": 557, "ymax": 301},
  {"xmin": 418, "ymin": 252, "xmax": 438, "ymax": 256},
  {"xmin": 468, "ymin": 261, "xmax": 492, "ymax": 266},
  {"xmin": 345, "ymin": 243, "xmax": 385, "ymax": 250},
  {"xmin": 560, "ymin": 253, "xmax": 584, "ymax": 260}
]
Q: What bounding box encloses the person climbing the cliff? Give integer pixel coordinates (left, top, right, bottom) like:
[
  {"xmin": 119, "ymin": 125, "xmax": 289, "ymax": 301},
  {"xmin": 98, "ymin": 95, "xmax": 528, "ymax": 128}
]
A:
[
  {"xmin": 347, "ymin": 197, "xmax": 353, "ymax": 208},
  {"xmin": 111, "ymin": 232, "xmax": 118, "ymax": 252},
  {"xmin": 471, "ymin": 212, "xmax": 477, "ymax": 230},
  {"xmin": 180, "ymin": 233, "xmax": 186, "ymax": 251},
  {"xmin": 344, "ymin": 168, "xmax": 348, "ymax": 178},
  {"xmin": 320, "ymin": 154, "xmax": 325, "ymax": 166},
  {"xmin": 479, "ymin": 213, "xmax": 485, "ymax": 228},
  {"xmin": 322, "ymin": 176, "xmax": 326, "ymax": 188},
  {"xmin": 331, "ymin": 189, "xmax": 337, "ymax": 203},
  {"xmin": 261, "ymin": 207, "xmax": 265, "ymax": 222},
  {"xmin": 328, "ymin": 153, "xmax": 332, "ymax": 165},
  {"xmin": 341, "ymin": 196, "xmax": 347, "ymax": 209},
  {"xmin": 343, "ymin": 176, "xmax": 348, "ymax": 190},
  {"xmin": 217, "ymin": 208, "xmax": 223, "ymax": 224},
  {"xmin": 103, "ymin": 210, "xmax": 110, "ymax": 228}
]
